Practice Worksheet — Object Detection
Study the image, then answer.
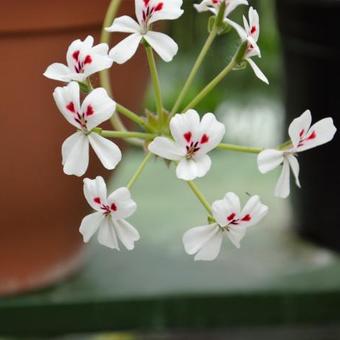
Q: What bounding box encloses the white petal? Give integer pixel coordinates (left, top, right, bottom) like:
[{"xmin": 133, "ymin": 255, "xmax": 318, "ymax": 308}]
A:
[
  {"xmin": 148, "ymin": 137, "xmax": 185, "ymax": 160},
  {"xmin": 83, "ymin": 176, "xmax": 108, "ymax": 211},
  {"xmin": 274, "ymin": 158, "xmax": 291, "ymax": 198},
  {"xmin": 183, "ymin": 223, "xmax": 219, "ymax": 255},
  {"xmin": 288, "ymin": 110, "xmax": 312, "ymax": 149},
  {"xmin": 81, "ymin": 87, "xmax": 116, "ymax": 130},
  {"xmin": 246, "ymin": 58, "xmax": 269, "ymax": 84},
  {"xmin": 247, "ymin": 7, "xmax": 260, "ymax": 41},
  {"xmin": 43, "ymin": 63, "xmax": 73, "ymax": 82},
  {"xmin": 170, "ymin": 110, "xmax": 201, "ymax": 146},
  {"xmin": 176, "ymin": 156, "xmax": 211, "ymax": 181},
  {"xmin": 239, "ymin": 195, "xmax": 268, "ymax": 227},
  {"xmin": 114, "ymin": 219, "xmax": 140, "ymax": 250},
  {"xmin": 225, "ymin": 0, "xmax": 248, "ymax": 17},
  {"xmin": 194, "ymin": 229, "xmax": 223, "ymax": 261},
  {"xmin": 88, "ymin": 133, "xmax": 122, "ymax": 170},
  {"xmin": 297, "ymin": 117, "xmax": 337, "ymax": 152},
  {"xmin": 257, "ymin": 149, "xmax": 284, "ymax": 174},
  {"xmin": 109, "ymin": 33, "xmax": 142, "ymax": 64},
  {"xmin": 194, "ymin": 0, "xmax": 213, "ymax": 13},
  {"xmin": 53, "ymin": 81, "xmax": 81, "ymax": 129},
  {"xmin": 148, "ymin": 0, "xmax": 184, "ymax": 24},
  {"xmin": 79, "ymin": 212, "xmax": 104, "ymax": 242},
  {"xmin": 224, "ymin": 18, "xmax": 247, "ymax": 40},
  {"xmin": 287, "ymin": 154, "xmax": 301, "ymax": 188},
  {"xmin": 196, "ymin": 112, "xmax": 225, "ymax": 155},
  {"xmin": 108, "ymin": 187, "xmax": 137, "ymax": 220},
  {"xmin": 97, "ymin": 217, "xmax": 120, "ymax": 250},
  {"xmin": 62, "ymin": 132, "xmax": 89, "ymax": 177},
  {"xmin": 144, "ymin": 31, "xmax": 178, "ymax": 62},
  {"xmin": 105, "ymin": 16, "xmax": 140, "ymax": 33},
  {"xmin": 227, "ymin": 225, "xmax": 247, "ymax": 248},
  {"xmin": 212, "ymin": 192, "xmax": 241, "ymax": 227}
]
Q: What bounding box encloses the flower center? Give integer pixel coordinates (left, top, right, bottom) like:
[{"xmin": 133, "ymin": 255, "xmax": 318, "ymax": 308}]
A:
[
  {"xmin": 225, "ymin": 212, "xmax": 251, "ymax": 229},
  {"xmin": 66, "ymin": 102, "xmax": 94, "ymax": 131},
  {"xmin": 72, "ymin": 50, "xmax": 92, "ymax": 74},
  {"xmin": 141, "ymin": 0, "xmax": 164, "ymax": 31},
  {"xmin": 93, "ymin": 197, "xmax": 118, "ymax": 216},
  {"xmin": 298, "ymin": 129, "xmax": 317, "ymax": 147},
  {"xmin": 183, "ymin": 131, "xmax": 209, "ymax": 159}
]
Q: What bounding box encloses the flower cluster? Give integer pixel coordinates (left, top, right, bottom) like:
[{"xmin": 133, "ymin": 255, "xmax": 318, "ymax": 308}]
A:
[{"xmin": 44, "ymin": 0, "xmax": 336, "ymax": 261}]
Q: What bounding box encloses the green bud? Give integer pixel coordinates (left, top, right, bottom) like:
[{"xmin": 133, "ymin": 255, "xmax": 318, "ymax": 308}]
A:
[
  {"xmin": 217, "ymin": 22, "xmax": 232, "ymax": 35},
  {"xmin": 208, "ymin": 16, "xmax": 216, "ymax": 33},
  {"xmin": 233, "ymin": 61, "xmax": 247, "ymax": 71},
  {"xmin": 78, "ymin": 81, "xmax": 91, "ymax": 94}
]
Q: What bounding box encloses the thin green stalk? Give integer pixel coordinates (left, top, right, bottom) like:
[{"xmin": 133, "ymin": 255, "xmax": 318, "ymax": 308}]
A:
[
  {"xmin": 170, "ymin": 2, "xmax": 227, "ymax": 116},
  {"xmin": 116, "ymin": 103, "xmax": 147, "ymax": 129},
  {"xmin": 187, "ymin": 181, "xmax": 212, "ymax": 215},
  {"xmin": 145, "ymin": 45, "xmax": 164, "ymax": 124},
  {"xmin": 127, "ymin": 152, "xmax": 153, "ymax": 189},
  {"xmin": 183, "ymin": 57, "xmax": 237, "ymax": 112},
  {"xmin": 218, "ymin": 143, "xmax": 263, "ymax": 154},
  {"xmin": 170, "ymin": 29, "xmax": 217, "ymax": 115},
  {"xmin": 278, "ymin": 140, "xmax": 293, "ymax": 150},
  {"xmin": 100, "ymin": 130, "xmax": 156, "ymax": 140}
]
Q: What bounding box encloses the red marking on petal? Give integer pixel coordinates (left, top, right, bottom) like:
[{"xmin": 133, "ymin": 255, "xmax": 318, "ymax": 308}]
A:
[
  {"xmin": 184, "ymin": 131, "xmax": 192, "ymax": 143},
  {"xmin": 66, "ymin": 102, "xmax": 75, "ymax": 113},
  {"xmin": 72, "ymin": 50, "xmax": 80, "ymax": 61},
  {"xmin": 299, "ymin": 129, "xmax": 305, "ymax": 138},
  {"xmin": 307, "ymin": 131, "xmax": 317, "ymax": 140},
  {"xmin": 241, "ymin": 214, "xmax": 251, "ymax": 222},
  {"xmin": 94, "ymin": 197, "xmax": 101, "ymax": 204},
  {"xmin": 200, "ymin": 134, "xmax": 209, "ymax": 144},
  {"xmin": 154, "ymin": 2, "xmax": 163, "ymax": 12},
  {"xmin": 144, "ymin": 0, "xmax": 150, "ymax": 6},
  {"xmin": 86, "ymin": 105, "xmax": 94, "ymax": 116},
  {"xmin": 84, "ymin": 55, "xmax": 92, "ymax": 65},
  {"xmin": 251, "ymin": 26, "xmax": 257, "ymax": 34},
  {"xmin": 227, "ymin": 212, "xmax": 236, "ymax": 222},
  {"xmin": 111, "ymin": 203, "xmax": 117, "ymax": 212}
]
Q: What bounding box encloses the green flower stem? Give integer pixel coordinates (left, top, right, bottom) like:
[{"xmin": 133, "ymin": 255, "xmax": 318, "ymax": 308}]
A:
[
  {"xmin": 183, "ymin": 56, "xmax": 237, "ymax": 111},
  {"xmin": 217, "ymin": 143, "xmax": 263, "ymax": 154},
  {"xmin": 127, "ymin": 152, "xmax": 153, "ymax": 189},
  {"xmin": 116, "ymin": 103, "xmax": 150, "ymax": 130},
  {"xmin": 99, "ymin": 0, "xmax": 144, "ymax": 147},
  {"xmin": 170, "ymin": 30, "xmax": 218, "ymax": 115},
  {"xmin": 145, "ymin": 45, "xmax": 164, "ymax": 124},
  {"xmin": 99, "ymin": 130, "xmax": 156, "ymax": 140},
  {"xmin": 187, "ymin": 181, "xmax": 212, "ymax": 215},
  {"xmin": 278, "ymin": 140, "xmax": 293, "ymax": 150},
  {"xmin": 170, "ymin": 2, "xmax": 227, "ymax": 116}
]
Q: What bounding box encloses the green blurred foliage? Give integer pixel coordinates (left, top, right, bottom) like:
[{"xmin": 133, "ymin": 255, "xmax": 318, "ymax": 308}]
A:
[{"xmin": 145, "ymin": 0, "xmax": 281, "ymax": 113}]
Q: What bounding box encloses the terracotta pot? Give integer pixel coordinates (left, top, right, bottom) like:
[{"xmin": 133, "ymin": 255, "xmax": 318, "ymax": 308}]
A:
[{"xmin": 0, "ymin": 0, "xmax": 148, "ymax": 296}]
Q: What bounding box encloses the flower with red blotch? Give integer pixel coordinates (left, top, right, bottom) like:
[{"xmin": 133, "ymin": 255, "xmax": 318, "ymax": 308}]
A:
[
  {"xmin": 225, "ymin": 7, "xmax": 268, "ymax": 84},
  {"xmin": 53, "ymin": 82, "xmax": 122, "ymax": 177},
  {"xmin": 105, "ymin": 0, "xmax": 184, "ymax": 64},
  {"xmin": 80, "ymin": 177, "xmax": 140, "ymax": 250},
  {"xmin": 257, "ymin": 110, "xmax": 337, "ymax": 198},
  {"xmin": 183, "ymin": 192, "xmax": 268, "ymax": 261},
  {"xmin": 148, "ymin": 109, "xmax": 225, "ymax": 181},
  {"xmin": 44, "ymin": 36, "xmax": 113, "ymax": 83},
  {"xmin": 194, "ymin": 0, "xmax": 248, "ymax": 20}
]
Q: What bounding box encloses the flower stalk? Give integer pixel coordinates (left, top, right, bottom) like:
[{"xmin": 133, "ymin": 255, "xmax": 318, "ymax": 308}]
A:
[
  {"xmin": 187, "ymin": 181, "xmax": 212, "ymax": 215},
  {"xmin": 218, "ymin": 143, "xmax": 263, "ymax": 154},
  {"xmin": 127, "ymin": 152, "xmax": 153, "ymax": 189}
]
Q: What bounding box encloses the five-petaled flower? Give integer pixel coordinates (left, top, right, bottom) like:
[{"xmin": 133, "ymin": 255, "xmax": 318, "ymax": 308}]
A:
[
  {"xmin": 148, "ymin": 109, "xmax": 225, "ymax": 181},
  {"xmin": 44, "ymin": 36, "xmax": 113, "ymax": 83},
  {"xmin": 183, "ymin": 192, "xmax": 268, "ymax": 261},
  {"xmin": 225, "ymin": 7, "xmax": 268, "ymax": 84},
  {"xmin": 257, "ymin": 110, "xmax": 337, "ymax": 198},
  {"xmin": 80, "ymin": 177, "xmax": 140, "ymax": 250},
  {"xmin": 194, "ymin": 0, "xmax": 248, "ymax": 20},
  {"xmin": 53, "ymin": 81, "xmax": 122, "ymax": 177},
  {"xmin": 105, "ymin": 0, "xmax": 184, "ymax": 64}
]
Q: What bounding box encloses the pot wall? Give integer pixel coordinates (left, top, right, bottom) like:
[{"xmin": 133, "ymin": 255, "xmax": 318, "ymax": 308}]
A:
[{"xmin": 0, "ymin": 0, "xmax": 148, "ymax": 295}]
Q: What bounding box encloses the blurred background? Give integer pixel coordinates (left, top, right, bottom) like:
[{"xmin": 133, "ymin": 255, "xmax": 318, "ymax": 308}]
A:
[{"xmin": 1, "ymin": 0, "xmax": 340, "ymax": 339}]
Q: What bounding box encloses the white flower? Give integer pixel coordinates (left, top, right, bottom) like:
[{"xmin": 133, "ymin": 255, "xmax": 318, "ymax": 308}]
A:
[
  {"xmin": 225, "ymin": 7, "xmax": 268, "ymax": 84},
  {"xmin": 53, "ymin": 82, "xmax": 122, "ymax": 177},
  {"xmin": 257, "ymin": 110, "xmax": 337, "ymax": 198},
  {"xmin": 44, "ymin": 36, "xmax": 113, "ymax": 83},
  {"xmin": 183, "ymin": 192, "xmax": 268, "ymax": 261},
  {"xmin": 105, "ymin": 0, "xmax": 184, "ymax": 64},
  {"xmin": 80, "ymin": 177, "xmax": 140, "ymax": 250},
  {"xmin": 148, "ymin": 110, "xmax": 225, "ymax": 181},
  {"xmin": 194, "ymin": 0, "xmax": 248, "ymax": 19}
]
